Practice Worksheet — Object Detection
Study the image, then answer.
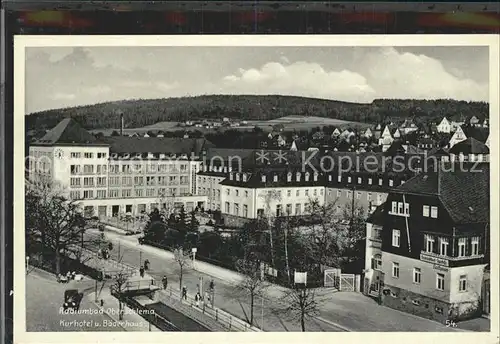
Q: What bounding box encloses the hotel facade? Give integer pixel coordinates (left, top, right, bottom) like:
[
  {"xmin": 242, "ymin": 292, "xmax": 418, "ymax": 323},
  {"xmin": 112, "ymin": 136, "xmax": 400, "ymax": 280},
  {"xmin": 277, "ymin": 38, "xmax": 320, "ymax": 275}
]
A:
[
  {"xmin": 28, "ymin": 118, "xmax": 211, "ymax": 217},
  {"xmin": 363, "ymin": 162, "xmax": 490, "ymax": 322}
]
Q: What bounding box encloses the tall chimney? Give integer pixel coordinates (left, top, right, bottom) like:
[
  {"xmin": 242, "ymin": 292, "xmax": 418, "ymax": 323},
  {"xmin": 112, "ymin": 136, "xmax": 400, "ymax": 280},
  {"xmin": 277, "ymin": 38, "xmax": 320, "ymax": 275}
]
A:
[{"xmin": 120, "ymin": 113, "xmax": 124, "ymax": 136}]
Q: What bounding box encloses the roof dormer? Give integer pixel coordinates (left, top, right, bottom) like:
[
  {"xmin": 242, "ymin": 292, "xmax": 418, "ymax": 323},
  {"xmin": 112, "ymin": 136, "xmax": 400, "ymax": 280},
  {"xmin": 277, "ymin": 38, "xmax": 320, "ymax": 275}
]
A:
[{"xmin": 261, "ymin": 174, "xmax": 267, "ymax": 183}]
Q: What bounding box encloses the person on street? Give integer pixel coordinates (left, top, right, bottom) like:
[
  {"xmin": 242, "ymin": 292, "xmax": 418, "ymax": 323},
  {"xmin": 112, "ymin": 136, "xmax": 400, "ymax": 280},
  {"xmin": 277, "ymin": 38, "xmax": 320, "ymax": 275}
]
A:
[
  {"xmin": 182, "ymin": 286, "xmax": 187, "ymax": 300},
  {"xmin": 139, "ymin": 266, "xmax": 145, "ymax": 278},
  {"xmin": 195, "ymin": 292, "xmax": 201, "ymax": 307},
  {"xmin": 162, "ymin": 275, "xmax": 168, "ymax": 289},
  {"xmin": 209, "ymin": 279, "xmax": 214, "ymax": 291},
  {"xmin": 144, "ymin": 259, "xmax": 150, "ymax": 270}
]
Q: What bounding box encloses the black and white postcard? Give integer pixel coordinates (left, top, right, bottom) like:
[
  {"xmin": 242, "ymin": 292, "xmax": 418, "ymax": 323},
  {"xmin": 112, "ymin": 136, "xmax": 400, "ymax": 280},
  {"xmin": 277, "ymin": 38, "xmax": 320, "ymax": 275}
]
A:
[{"xmin": 13, "ymin": 35, "xmax": 499, "ymax": 344}]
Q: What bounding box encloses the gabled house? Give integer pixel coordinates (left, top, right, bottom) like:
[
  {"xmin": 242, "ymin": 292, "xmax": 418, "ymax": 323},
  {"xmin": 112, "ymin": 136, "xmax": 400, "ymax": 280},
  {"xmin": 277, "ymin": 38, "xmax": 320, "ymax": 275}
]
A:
[
  {"xmin": 290, "ymin": 140, "xmax": 298, "ymax": 151},
  {"xmin": 448, "ymin": 126, "xmax": 467, "ymax": 148},
  {"xmin": 340, "ymin": 129, "xmax": 355, "ymax": 140},
  {"xmin": 448, "ymin": 137, "xmax": 490, "ymax": 162},
  {"xmin": 379, "ymin": 125, "xmax": 394, "ymax": 151},
  {"xmin": 399, "ymin": 118, "xmax": 418, "ymax": 135},
  {"xmin": 363, "ymin": 128, "xmax": 373, "ymax": 139},
  {"xmin": 436, "ymin": 117, "xmax": 451, "ymax": 134},
  {"xmin": 331, "ymin": 128, "xmax": 341, "ymax": 138},
  {"xmin": 372, "ymin": 162, "xmax": 490, "ymax": 322},
  {"xmin": 392, "ymin": 128, "xmax": 402, "ymax": 139},
  {"xmin": 469, "ymin": 115, "xmax": 480, "ymax": 127}
]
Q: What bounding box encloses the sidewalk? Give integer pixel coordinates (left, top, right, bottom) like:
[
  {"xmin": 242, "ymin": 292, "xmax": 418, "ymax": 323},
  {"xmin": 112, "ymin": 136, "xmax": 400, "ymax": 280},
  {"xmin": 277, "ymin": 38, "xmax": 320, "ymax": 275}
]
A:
[
  {"xmin": 95, "ymin": 227, "xmax": 468, "ymax": 332},
  {"xmin": 89, "ymin": 288, "xmax": 160, "ymax": 332}
]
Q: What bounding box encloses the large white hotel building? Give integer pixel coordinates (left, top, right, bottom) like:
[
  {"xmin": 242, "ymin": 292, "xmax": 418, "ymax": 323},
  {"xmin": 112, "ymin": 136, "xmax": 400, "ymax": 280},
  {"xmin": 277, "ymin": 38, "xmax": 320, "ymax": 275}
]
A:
[{"xmin": 28, "ymin": 118, "xmax": 212, "ymax": 217}]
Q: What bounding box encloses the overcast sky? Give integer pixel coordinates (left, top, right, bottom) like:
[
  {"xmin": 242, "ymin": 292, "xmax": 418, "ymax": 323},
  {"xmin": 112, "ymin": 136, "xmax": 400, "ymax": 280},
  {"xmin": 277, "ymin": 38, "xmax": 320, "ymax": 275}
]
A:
[{"xmin": 25, "ymin": 46, "xmax": 489, "ymax": 113}]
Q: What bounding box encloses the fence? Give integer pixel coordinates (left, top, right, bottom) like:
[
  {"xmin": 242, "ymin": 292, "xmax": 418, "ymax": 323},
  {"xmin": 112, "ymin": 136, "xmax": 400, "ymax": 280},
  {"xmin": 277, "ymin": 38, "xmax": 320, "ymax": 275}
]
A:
[
  {"xmin": 110, "ymin": 288, "xmax": 180, "ymax": 331},
  {"xmin": 163, "ymin": 286, "xmax": 261, "ymax": 332}
]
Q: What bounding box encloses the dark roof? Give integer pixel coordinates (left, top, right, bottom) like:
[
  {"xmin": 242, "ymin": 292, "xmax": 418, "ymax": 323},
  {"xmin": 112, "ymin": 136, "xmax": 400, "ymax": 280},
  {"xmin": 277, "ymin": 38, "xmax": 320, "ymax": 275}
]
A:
[
  {"xmin": 101, "ymin": 137, "xmax": 214, "ymax": 155},
  {"xmin": 449, "ymin": 137, "xmax": 490, "ymax": 155},
  {"xmin": 35, "ymin": 118, "xmax": 104, "ymax": 146},
  {"xmin": 462, "ymin": 126, "xmax": 489, "ymax": 143},
  {"xmin": 427, "ymin": 147, "xmax": 450, "ymax": 158},
  {"xmin": 197, "ymin": 171, "xmax": 227, "ymax": 178},
  {"xmin": 393, "ymin": 162, "xmax": 489, "ymax": 224},
  {"xmin": 367, "ymin": 203, "xmax": 386, "ymax": 226},
  {"xmin": 221, "ymin": 169, "xmax": 325, "ymax": 188}
]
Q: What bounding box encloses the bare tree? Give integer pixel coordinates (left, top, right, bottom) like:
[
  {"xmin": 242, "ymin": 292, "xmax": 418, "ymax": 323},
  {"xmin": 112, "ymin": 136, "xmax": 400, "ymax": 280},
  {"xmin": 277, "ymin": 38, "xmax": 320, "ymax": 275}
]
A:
[
  {"xmin": 306, "ymin": 198, "xmax": 341, "ymax": 269},
  {"xmin": 111, "ymin": 269, "xmax": 130, "ymax": 320},
  {"xmin": 235, "ymin": 258, "xmax": 268, "ymax": 326},
  {"xmin": 258, "ymin": 190, "xmax": 282, "ymax": 267},
  {"xmin": 157, "ymin": 191, "xmax": 177, "ymax": 221},
  {"xmin": 284, "ymin": 284, "xmax": 320, "ymax": 332},
  {"xmin": 305, "ymin": 197, "xmax": 366, "ymax": 269},
  {"xmin": 173, "ymin": 247, "xmax": 191, "ymax": 291},
  {"xmin": 26, "ymin": 180, "xmax": 90, "ymax": 274}
]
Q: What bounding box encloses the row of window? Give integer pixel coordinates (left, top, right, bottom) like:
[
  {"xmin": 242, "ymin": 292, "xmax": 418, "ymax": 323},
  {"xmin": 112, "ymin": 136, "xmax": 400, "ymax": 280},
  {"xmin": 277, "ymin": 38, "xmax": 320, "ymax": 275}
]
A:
[
  {"xmin": 390, "ymin": 201, "xmax": 410, "ymax": 216},
  {"xmin": 70, "ymin": 152, "xmax": 107, "ymax": 159},
  {"xmin": 391, "ymin": 263, "xmax": 468, "ymax": 292},
  {"xmin": 391, "ymin": 231, "xmax": 480, "ymax": 257},
  {"xmin": 70, "ymin": 164, "xmax": 108, "ymax": 175},
  {"xmin": 424, "ymin": 234, "xmax": 480, "ymax": 257},
  {"xmin": 329, "ymin": 175, "xmax": 397, "ymax": 187},
  {"xmin": 333, "ymin": 189, "xmax": 384, "ymax": 202},
  {"xmin": 108, "ymin": 163, "xmax": 188, "ymax": 174},
  {"xmin": 198, "ymin": 187, "xmax": 221, "ymax": 197},
  {"xmin": 261, "ymin": 172, "xmax": 320, "ymax": 183},
  {"xmin": 224, "ymin": 188, "xmax": 324, "ymax": 198},
  {"xmin": 223, "ymin": 202, "xmax": 315, "ymax": 217},
  {"xmin": 70, "ymin": 187, "xmax": 191, "ymax": 200}
]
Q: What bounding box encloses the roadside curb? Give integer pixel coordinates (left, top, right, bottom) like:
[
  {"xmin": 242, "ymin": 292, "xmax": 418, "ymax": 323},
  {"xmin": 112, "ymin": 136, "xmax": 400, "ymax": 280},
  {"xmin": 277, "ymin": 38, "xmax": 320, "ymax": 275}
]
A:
[{"xmin": 314, "ymin": 316, "xmax": 352, "ymax": 332}]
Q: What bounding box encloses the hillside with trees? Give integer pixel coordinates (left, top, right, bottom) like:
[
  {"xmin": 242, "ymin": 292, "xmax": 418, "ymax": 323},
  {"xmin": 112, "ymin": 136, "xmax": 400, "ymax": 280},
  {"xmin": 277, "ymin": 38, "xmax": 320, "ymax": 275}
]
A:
[{"xmin": 25, "ymin": 94, "xmax": 489, "ymax": 131}]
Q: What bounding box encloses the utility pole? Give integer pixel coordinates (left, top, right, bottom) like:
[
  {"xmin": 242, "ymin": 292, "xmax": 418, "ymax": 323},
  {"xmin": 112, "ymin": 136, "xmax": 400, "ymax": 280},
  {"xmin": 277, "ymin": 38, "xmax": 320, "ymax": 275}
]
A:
[
  {"xmin": 139, "ymin": 251, "xmax": 142, "ymax": 267},
  {"xmin": 284, "ymin": 213, "xmax": 290, "ymax": 284}
]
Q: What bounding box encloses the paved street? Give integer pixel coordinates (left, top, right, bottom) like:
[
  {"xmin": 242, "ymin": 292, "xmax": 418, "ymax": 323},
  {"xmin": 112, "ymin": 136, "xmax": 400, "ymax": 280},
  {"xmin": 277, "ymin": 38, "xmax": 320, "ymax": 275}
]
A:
[
  {"xmin": 86, "ymin": 228, "xmax": 466, "ymax": 332},
  {"xmin": 87, "ymin": 229, "xmax": 343, "ymax": 332},
  {"xmin": 26, "ymin": 267, "xmax": 125, "ymax": 332}
]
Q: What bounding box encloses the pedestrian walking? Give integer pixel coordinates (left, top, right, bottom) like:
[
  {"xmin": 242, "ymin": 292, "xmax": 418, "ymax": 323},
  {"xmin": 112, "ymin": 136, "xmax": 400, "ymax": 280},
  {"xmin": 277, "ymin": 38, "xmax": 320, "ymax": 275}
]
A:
[
  {"xmin": 209, "ymin": 279, "xmax": 214, "ymax": 291},
  {"xmin": 144, "ymin": 259, "xmax": 150, "ymax": 270},
  {"xmin": 195, "ymin": 292, "xmax": 201, "ymax": 307},
  {"xmin": 205, "ymin": 292, "xmax": 211, "ymax": 306},
  {"xmin": 182, "ymin": 286, "xmax": 187, "ymax": 300},
  {"xmin": 139, "ymin": 266, "xmax": 145, "ymax": 278},
  {"xmin": 162, "ymin": 275, "xmax": 168, "ymax": 289}
]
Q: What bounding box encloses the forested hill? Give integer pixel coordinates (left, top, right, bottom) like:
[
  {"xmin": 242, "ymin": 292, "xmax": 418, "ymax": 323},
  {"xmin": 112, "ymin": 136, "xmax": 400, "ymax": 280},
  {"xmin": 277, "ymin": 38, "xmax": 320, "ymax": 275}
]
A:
[{"xmin": 25, "ymin": 95, "xmax": 488, "ymax": 131}]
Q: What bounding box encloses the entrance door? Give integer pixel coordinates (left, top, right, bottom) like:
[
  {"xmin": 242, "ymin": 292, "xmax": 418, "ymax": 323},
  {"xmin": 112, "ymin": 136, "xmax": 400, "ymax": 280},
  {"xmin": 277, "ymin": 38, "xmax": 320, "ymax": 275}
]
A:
[
  {"xmin": 112, "ymin": 205, "xmax": 120, "ymax": 217},
  {"xmin": 98, "ymin": 206, "xmax": 107, "ymax": 217}
]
